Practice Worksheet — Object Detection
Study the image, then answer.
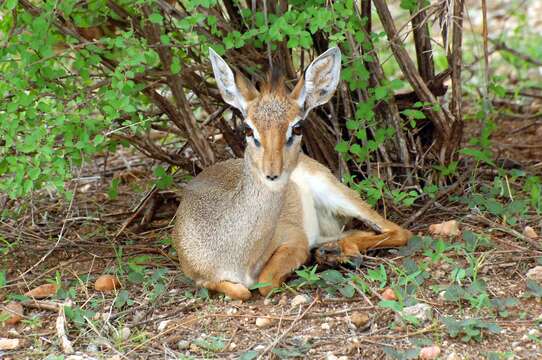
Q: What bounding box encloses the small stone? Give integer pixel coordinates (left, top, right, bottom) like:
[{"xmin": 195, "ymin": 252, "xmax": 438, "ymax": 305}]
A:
[
  {"xmin": 86, "ymin": 343, "xmax": 99, "ymax": 353},
  {"xmin": 255, "ymin": 317, "xmax": 272, "ymax": 328},
  {"xmin": 0, "ymin": 338, "xmax": 23, "ymax": 351},
  {"xmin": 254, "ymin": 344, "xmax": 266, "ymax": 351},
  {"xmin": 397, "ymin": 303, "xmax": 433, "ymax": 324},
  {"xmin": 120, "ymin": 327, "xmax": 131, "ymax": 340},
  {"xmin": 381, "ymin": 288, "xmax": 397, "ymax": 301},
  {"xmin": 321, "ymin": 322, "xmax": 331, "ymax": 330},
  {"xmin": 419, "ymin": 345, "xmax": 441, "ymax": 360},
  {"xmin": 157, "ymin": 320, "xmax": 171, "ymax": 332},
  {"xmin": 429, "ymin": 220, "xmax": 460, "ymax": 237},
  {"xmin": 528, "ymin": 328, "xmax": 540, "ymax": 336},
  {"xmin": 263, "ymin": 298, "xmax": 272, "ymax": 306},
  {"xmin": 524, "ymin": 226, "xmax": 539, "ymax": 239},
  {"xmin": 278, "ymin": 295, "xmax": 288, "ymax": 306},
  {"xmin": 325, "ymin": 353, "xmax": 338, "ymax": 360},
  {"xmin": 132, "ymin": 310, "xmax": 145, "ymax": 323},
  {"xmin": 177, "ymin": 340, "xmax": 190, "ymax": 350},
  {"xmin": 350, "ymin": 312, "xmax": 370, "ymax": 329},
  {"xmin": 291, "ymin": 294, "xmax": 310, "ymax": 307},
  {"xmin": 1, "ymin": 302, "xmax": 24, "ymax": 325},
  {"xmin": 226, "ymin": 307, "xmax": 238, "ymax": 315},
  {"xmin": 228, "ymin": 342, "xmax": 237, "ymax": 351},
  {"xmin": 526, "ymin": 266, "xmax": 542, "ymax": 283},
  {"xmin": 445, "ymin": 352, "xmax": 461, "ymax": 360}
]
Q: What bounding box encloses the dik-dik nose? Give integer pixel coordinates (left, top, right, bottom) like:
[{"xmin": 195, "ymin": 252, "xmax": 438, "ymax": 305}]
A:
[{"xmin": 266, "ymin": 174, "xmax": 279, "ymax": 181}]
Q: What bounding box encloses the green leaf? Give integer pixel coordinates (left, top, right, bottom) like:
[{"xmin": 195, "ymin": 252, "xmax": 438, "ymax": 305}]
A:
[
  {"xmin": 335, "ymin": 140, "xmax": 349, "ymax": 154},
  {"xmin": 5, "ymin": 0, "xmax": 18, "ymax": 10},
  {"xmin": 374, "ymin": 86, "xmax": 388, "ymax": 100},
  {"xmin": 148, "ymin": 13, "xmax": 164, "ymax": 24},
  {"xmin": 171, "ymin": 57, "xmax": 181, "ymax": 74},
  {"xmin": 239, "ymin": 351, "xmax": 258, "ymax": 360}
]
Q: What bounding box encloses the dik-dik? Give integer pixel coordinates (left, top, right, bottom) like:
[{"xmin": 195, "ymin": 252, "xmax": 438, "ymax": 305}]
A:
[{"xmin": 173, "ymin": 48, "xmax": 412, "ymax": 300}]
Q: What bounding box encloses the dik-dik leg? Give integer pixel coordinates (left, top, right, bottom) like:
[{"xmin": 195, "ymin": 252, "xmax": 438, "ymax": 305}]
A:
[
  {"xmin": 296, "ymin": 156, "xmax": 412, "ymax": 256},
  {"xmin": 257, "ymin": 227, "xmax": 310, "ymax": 296}
]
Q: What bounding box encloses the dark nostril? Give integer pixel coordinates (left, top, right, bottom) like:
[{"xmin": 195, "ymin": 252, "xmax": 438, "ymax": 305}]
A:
[{"xmin": 266, "ymin": 175, "xmax": 278, "ymax": 181}]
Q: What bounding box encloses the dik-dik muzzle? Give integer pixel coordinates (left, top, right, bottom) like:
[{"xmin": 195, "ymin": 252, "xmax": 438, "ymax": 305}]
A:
[{"xmin": 209, "ymin": 47, "xmax": 342, "ymax": 188}]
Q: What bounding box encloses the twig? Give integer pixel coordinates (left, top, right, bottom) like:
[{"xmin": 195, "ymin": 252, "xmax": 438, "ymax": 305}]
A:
[
  {"xmin": 56, "ymin": 301, "xmax": 74, "ymax": 354},
  {"xmin": 401, "ymin": 173, "xmax": 466, "ymax": 228},
  {"xmin": 257, "ymin": 296, "xmax": 318, "ymax": 359},
  {"xmin": 15, "ymin": 186, "xmax": 76, "ymax": 281}
]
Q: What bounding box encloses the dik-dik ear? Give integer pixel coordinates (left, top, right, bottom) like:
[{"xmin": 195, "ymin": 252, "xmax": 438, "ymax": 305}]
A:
[
  {"xmin": 291, "ymin": 47, "xmax": 341, "ymax": 119},
  {"xmin": 209, "ymin": 48, "xmax": 258, "ymax": 117}
]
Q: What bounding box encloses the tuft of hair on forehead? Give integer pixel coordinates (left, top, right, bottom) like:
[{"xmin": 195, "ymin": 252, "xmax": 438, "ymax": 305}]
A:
[{"xmin": 259, "ymin": 66, "xmax": 287, "ymax": 96}]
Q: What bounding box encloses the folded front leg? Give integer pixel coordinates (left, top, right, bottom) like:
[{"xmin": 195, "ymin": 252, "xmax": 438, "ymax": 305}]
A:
[{"xmin": 257, "ymin": 232, "xmax": 310, "ymax": 296}]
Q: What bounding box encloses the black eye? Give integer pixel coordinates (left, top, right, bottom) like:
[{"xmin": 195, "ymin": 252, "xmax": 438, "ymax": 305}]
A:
[
  {"xmin": 245, "ymin": 126, "xmax": 254, "ymax": 138},
  {"xmin": 292, "ymin": 123, "xmax": 303, "ymax": 136}
]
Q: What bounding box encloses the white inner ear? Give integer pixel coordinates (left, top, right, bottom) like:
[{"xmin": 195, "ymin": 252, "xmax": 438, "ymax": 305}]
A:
[
  {"xmin": 209, "ymin": 48, "xmax": 248, "ymax": 116},
  {"xmin": 297, "ymin": 47, "xmax": 341, "ymax": 118}
]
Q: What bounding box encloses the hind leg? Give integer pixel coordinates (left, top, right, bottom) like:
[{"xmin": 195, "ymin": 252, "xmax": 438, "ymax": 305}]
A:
[
  {"xmin": 314, "ymin": 229, "xmax": 411, "ymax": 267},
  {"xmin": 203, "ymin": 280, "xmax": 251, "ymax": 300},
  {"xmin": 257, "ymin": 229, "xmax": 310, "ymax": 296}
]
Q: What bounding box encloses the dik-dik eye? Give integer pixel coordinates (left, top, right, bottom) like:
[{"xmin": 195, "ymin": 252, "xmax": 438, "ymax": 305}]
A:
[
  {"xmin": 244, "ymin": 125, "xmax": 261, "ymax": 147},
  {"xmin": 286, "ymin": 123, "xmax": 303, "ymax": 146},
  {"xmin": 245, "ymin": 126, "xmax": 254, "ymax": 138}
]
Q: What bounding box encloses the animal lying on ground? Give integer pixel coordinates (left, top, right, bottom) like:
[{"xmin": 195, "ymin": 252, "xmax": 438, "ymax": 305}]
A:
[{"xmin": 172, "ymin": 47, "xmax": 412, "ymax": 300}]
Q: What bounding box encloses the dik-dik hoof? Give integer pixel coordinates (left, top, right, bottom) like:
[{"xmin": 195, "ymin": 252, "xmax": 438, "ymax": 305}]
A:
[{"xmin": 313, "ymin": 242, "xmax": 363, "ymax": 269}]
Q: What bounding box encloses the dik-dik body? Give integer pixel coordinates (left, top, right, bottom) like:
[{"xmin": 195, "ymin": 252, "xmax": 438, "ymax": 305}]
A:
[{"xmin": 173, "ymin": 48, "xmax": 412, "ymax": 300}]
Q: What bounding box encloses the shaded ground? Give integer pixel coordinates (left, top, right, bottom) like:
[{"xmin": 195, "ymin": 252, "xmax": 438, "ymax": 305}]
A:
[{"xmin": 1, "ymin": 113, "xmax": 542, "ymax": 360}]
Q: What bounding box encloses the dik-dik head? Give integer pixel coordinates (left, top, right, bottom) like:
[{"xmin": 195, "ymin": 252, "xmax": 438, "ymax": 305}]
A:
[{"xmin": 209, "ymin": 48, "xmax": 341, "ymax": 190}]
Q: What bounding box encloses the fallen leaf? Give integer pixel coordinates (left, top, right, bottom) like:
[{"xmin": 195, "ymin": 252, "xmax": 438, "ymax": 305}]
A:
[
  {"xmin": 1, "ymin": 302, "xmax": 24, "ymax": 325},
  {"xmin": 428, "ymin": 220, "xmax": 460, "ymax": 237},
  {"xmin": 350, "ymin": 312, "xmax": 370, "ymax": 329},
  {"xmin": 381, "ymin": 287, "xmax": 397, "ymax": 301},
  {"xmin": 0, "ymin": 338, "xmax": 23, "ymax": 350},
  {"xmin": 25, "ymin": 284, "xmax": 58, "ymax": 299},
  {"xmin": 524, "ymin": 226, "xmax": 539, "ymax": 239},
  {"xmin": 94, "ymin": 275, "xmax": 121, "ymax": 292},
  {"xmin": 419, "ymin": 345, "xmax": 441, "ymax": 359}
]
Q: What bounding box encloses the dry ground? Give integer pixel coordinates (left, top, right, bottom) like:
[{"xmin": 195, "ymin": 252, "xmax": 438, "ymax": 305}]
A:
[{"xmin": 1, "ymin": 114, "xmax": 542, "ymax": 360}]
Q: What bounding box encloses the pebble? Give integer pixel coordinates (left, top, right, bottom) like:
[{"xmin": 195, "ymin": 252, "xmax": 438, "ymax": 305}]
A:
[
  {"xmin": 291, "ymin": 294, "xmax": 310, "ymax": 307},
  {"xmin": 321, "ymin": 322, "xmax": 331, "ymax": 331},
  {"xmin": 255, "ymin": 317, "xmax": 273, "ymax": 328},
  {"xmin": 445, "ymin": 352, "xmax": 461, "ymax": 360},
  {"xmin": 120, "ymin": 327, "xmax": 131, "ymax": 340},
  {"xmin": 157, "ymin": 320, "xmax": 171, "ymax": 332},
  {"xmin": 254, "ymin": 344, "xmax": 266, "ymax": 351},
  {"xmin": 132, "ymin": 310, "xmax": 145, "ymax": 323},
  {"xmin": 228, "ymin": 342, "xmax": 237, "ymax": 351},
  {"xmin": 177, "ymin": 340, "xmax": 190, "ymax": 350},
  {"xmin": 86, "ymin": 343, "xmax": 99, "ymax": 353},
  {"xmin": 278, "ymin": 295, "xmax": 288, "ymax": 306},
  {"xmin": 524, "ymin": 226, "xmax": 538, "ymax": 239},
  {"xmin": 396, "ymin": 303, "xmax": 433, "ymax": 324},
  {"xmin": 263, "ymin": 298, "xmax": 272, "ymax": 306},
  {"xmin": 226, "ymin": 307, "xmax": 238, "ymax": 315},
  {"xmin": 419, "ymin": 345, "xmax": 441, "ymax": 360},
  {"xmin": 526, "ymin": 266, "xmax": 542, "ymax": 283},
  {"xmin": 350, "ymin": 312, "xmax": 370, "ymax": 329},
  {"xmin": 325, "ymin": 354, "xmax": 338, "ymax": 360},
  {"xmin": 0, "ymin": 338, "xmax": 23, "ymax": 351}
]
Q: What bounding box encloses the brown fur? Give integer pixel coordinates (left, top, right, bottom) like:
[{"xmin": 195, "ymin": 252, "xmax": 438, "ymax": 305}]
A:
[{"xmin": 173, "ymin": 48, "xmax": 412, "ymax": 300}]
